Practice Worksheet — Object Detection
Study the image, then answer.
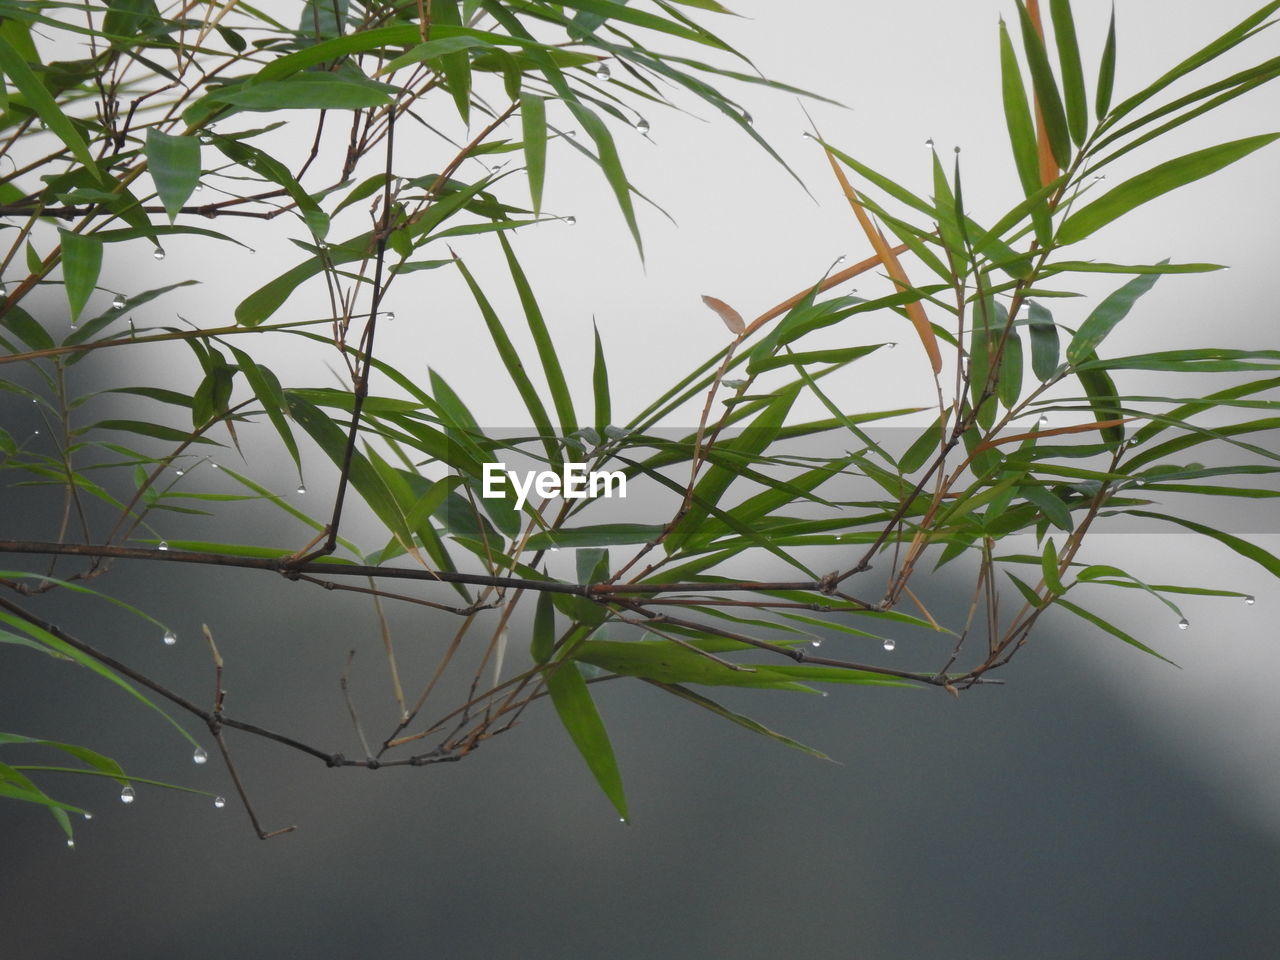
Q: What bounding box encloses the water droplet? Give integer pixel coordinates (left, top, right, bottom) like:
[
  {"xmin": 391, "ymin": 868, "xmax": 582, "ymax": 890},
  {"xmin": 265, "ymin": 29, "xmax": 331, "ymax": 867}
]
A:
[
  {"xmin": 157, "ymin": 541, "xmax": 169, "ymax": 551},
  {"xmin": 193, "ymin": 746, "xmax": 208, "ymax": 765},
  {"xmin": 163, "ymin": 629, "xmax": 177, "ymax": 645},
  {"xmin": 835, "ymin": 254, "xmax": 847, "ymax": 264},
  {"xmin": 175, "ymin": 468, "xmax": 185, "ymax": 477},
  {"xmin": 194, "ymin": 181, "xmax": 203, "ymax": 192},
  {"xmin": 564, "ymin": 216, "xmax": 577, "ymax": 226},
  {"xmin": 152, "ymin": 247, "xmax": 165, "ymax": 261},
  {"xmin": 742, "ymin": 110, "xmax": 753, "ymax": 125},
  {"xmin": 213, "ymin": 796, "xmax": 226, "ymax": 809},
  {"xmin": 1036, "ymin": 415, "xmax": 1049, "ymax": 429},
  {"xmin": 199, "ymin": 133, "xmax": 212, "ymax": 144},
  {"xmin": 1093, "ymin": 174, "xmax": 1106, "ymax": 181},
  {"xmin": 886, "ymin": 342, "xmax": 897, "ymax": 350},
  {"xmin": 83, "ymin": 812, "xmax": 93, "ymax": 821},
  {"xmin": 882, "ymin": 638, "xmax": 896, "ymax": 651},
  {"xmin": 382, "ymin": 311, "xmax": 396, "ymax": 321},
  {"xmin": 566, "ymin": 129, "xmax": 578, "ymax": 138},
  {"xmin": 66, "ymin": 838, "xmax": 75, "ymax": 849},
  {"xmin": 820, "ymin": 690, "xmax": 829, "ymax": 698},
  {"xmin": 296, "ymin": 484, "xmax": 307, "ymax": 495},
  {"xmin": 596, "ymin": 62, "xmax": 611, "ymax": 79},
  {"xmin": 1177, "ymin": 617, "xmax": 1189, "ymax": 631},
  {"xmin": 810, "ymin": 638, "xmax": 823, "ymax": 648},
  {"xmin": 112, "ymin": 294, "xmax": 126, "ymax": 309},
  {"xmin": 1245, "ymin": 595, "xmax": 1256, "ymax": 605},
  {"xmin": 801, "ymin": 131, "xmax": 814, "ymax": 139},
  {"xmin": 247, "ymin": 158, "xmax": 258, "ymax": 168},
  {"xmin": 635, "ymin": 117, "xmax": 650, "ymax": 134},
  {"xmin": 209, "ymin": 462, "xmax": 220, "ymax": 470},
  {"xmin": 925, "ymin": 137, "xmax": 935, "ymax": 148},
  {"xmin": 69, "ymin": 321, "xmax": 77, "ymax": 331},
  {"xmin": 549, "ymin": 547, "xmax": 560, "ymax": 552},
  {"xmin": 120, "ymin": 784, "xmax": 136, "ymax": 804}
]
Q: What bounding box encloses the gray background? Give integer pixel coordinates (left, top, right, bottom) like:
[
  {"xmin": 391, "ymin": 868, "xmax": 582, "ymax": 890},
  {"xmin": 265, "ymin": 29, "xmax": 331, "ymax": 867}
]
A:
[{"xmin": 4, "ymin": 1, "xmax": 1280, "ymax": 956}]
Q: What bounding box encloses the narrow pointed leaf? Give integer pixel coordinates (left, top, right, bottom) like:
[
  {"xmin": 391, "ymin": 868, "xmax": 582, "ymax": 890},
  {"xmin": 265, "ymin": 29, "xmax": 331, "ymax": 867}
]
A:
[
  {"xmin": 1096, "ymin": 6, "xmax": 1117, "ymax": 118},
  {"xmin": 521, "ymin": 92, "xmax": 547, "ymax": 214},
  {"xmin": 1059, "ymin": 135, "xmax": 1280, "ymax": 245},
  {"xmin": 1028, "ymin": 301, "xmax": 1060, "ymax": 381},
  {"xmin": 1065, "ymin": 268, "xmax": 1162, "ymax": 364},
  {"xmin": 1016, "ymin": 0, "xmax": 1071, "ymax": 169},
  {"xmin": 592, "ymin": 321, "xmax": 611, "ymax": 434},
  {"xmin": 545, "ymin": 662, "xmax": 628, "ymax": 821},
  {"xmin": 0, "ymin": 36, "xmax": 100, "ymax": 180},
  {"xmin": 1050, "ymin": 0, "xmax": 1088, "ymax": 145}
]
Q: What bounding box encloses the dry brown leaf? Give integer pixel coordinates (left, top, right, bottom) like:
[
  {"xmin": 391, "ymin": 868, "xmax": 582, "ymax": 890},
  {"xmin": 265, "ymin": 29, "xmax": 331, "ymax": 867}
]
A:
[
  {"xmin": 824, "ymin": 150, "xmax": 943, "ymax": 375},
  {"xmin": 701, "ymin": 295, "xmax": 746, "ymax": 336},
  {"xmin": 1026, "ymin": 0, "xmax": 1060, "ymax": 188},
  {"xmin": 973, "ymin": 418, "xmax": 1135, "ymax": 453}
]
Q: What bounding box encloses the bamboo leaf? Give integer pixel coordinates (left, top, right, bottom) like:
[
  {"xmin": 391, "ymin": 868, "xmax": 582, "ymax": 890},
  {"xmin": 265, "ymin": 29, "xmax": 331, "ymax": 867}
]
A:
[
  {"xmin": 1096, "ymin": 5, "xmax": 1117, "ymax": 119},
  {"xmin": 531, "ymin": 590, "xmax": 556, "ymax": 663},
  {"xmin": 1015, "ymin": 0, "xmax": 1071, "ymax": 169},
  {"xmin": 648, "ymin": 681, "xmax": 832, "ymax": 761},
  {"xmin": 58, "ymin": 230, "xmax": 102, "ymax": 325},
  {"xmin": 545, "ymin": 662, "xmax": 628, "ymax": 821},
  {"xmin": 1065, "ymin": 268, "xmax": 1162, "ymax": 364},
  {"xmin": 145, "ymin": 129, "xmax": 201, "ymax": 222},
  {"xmin": 1049, "ymin": 0, "xmax": 1088, "ymax": 145},
  {"xmin": 1059, "ymin": 135, "xmax": 1280, "ymax": 245},
  {"xmin": 0, "ymin": 35, "xmax": 100, "ymax": 180},
  {"xmin": 208, "ymin": 74, "xmax": 397, "ymax": 112},
  {"xmin": 521, "ymin": 91, "xmax": 547, "ymax": 214},
  {"xmin": 1055, "ymin": 597, "xmax": 1177, "ymax": 665},
  {"xmin": 592, "ymin": 320, "xmax": 611, "ymax": 434},
  {"xmin": 499, "ymin": 233, "xmax": 577, "ymax": 438}
]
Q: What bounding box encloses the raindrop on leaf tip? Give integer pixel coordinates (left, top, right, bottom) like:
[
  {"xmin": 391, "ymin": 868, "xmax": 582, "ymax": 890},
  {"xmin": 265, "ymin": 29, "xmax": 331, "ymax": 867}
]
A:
[
  {"xmin": 213, "ymin": 796, "xmax": 226, "ymax": 809},
  {"xmin": 112, "ymin": 294, "xmax": 126, "ymax": 309},
  {"xmin": 810, "ymin": 638, "xmax": 823, "ymax": 648},
  {"xmin": 1245, "ymin": 595, "xmax": 1256, "ymax": 605},
  {"xmin": 152, "ymin": 247, "xmax": 165, "ymax": 261},
  {"xmin": 1177, "ymin": 617, "xmax": 1189, "ymax": 631},
  {"xmin": 66, "ymin": 838, "xmax": 75, "ymax": 849},
  {"xmin": 120, "ymin": 784, "xmax": 136, "ymax": 804},
  {"xmin": 882, "ymin": 638, "xmax": 896, "ymax": 652},
  {"xmin": 163, "ymin": 629, "xmax": 177, "ymax": 646},
  {"xmin": 193, "ymin": 746, "xmax": 208, "ymax": 765},
  {"xmin": 635, "ymin": 118, "xmax": 650, "ymax": 134},
  {"xmin": 296, "ymin": 484, "xmax": 307, "ymax": 495},
  {"xmin": 564, "ymin": 216, "xmax": 577, "ymax": 226},
  {"xmin": 157, "ymin": 541, "xmax": 169, "ymax": 551}
]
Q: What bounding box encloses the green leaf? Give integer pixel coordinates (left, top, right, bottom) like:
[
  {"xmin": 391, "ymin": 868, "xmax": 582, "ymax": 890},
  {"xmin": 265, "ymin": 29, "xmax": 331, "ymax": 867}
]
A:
[
  {"xmin": 227, "ymin": 348, "xmax": 301, "ymax": 477},
  {"xmin": 1020, "ymin": 484, "xmax": 1072, "ymax": 531},
  {"xmin": 545, "ymin": 662, "xmax": 628, "ymax": 821},
  {"xmin": 0, "ymin": 609, "xmax": 198, "ymax": 746},
  {"xmin": 374, "ymin": 34, "xmax": 495, "ymax": 76},
  {"xmin": 666, "ymin": 384, "xmax": 800, "ymax": 550},
  {"xmin": 999, "ymin": 324, "xmax": 1024, "ymax": 410},
  {"xmin": 57, "ymin": 230, "xmax": 102, "ymax": 325},
  {"xmin": 1059, "ymin": 135, "xmax": 1280, "ymax": 245},
  {"xmin": 899, "ymin": 414, "xmax": 944, "ymax": 475},
  {"xmin": 1128, "ymin": 511, "xmax": 1280, "ymax": 579},
  {"xmin": 999, "ymin": 19, "xmax": 1043, "ymax": 205},
  {"xmin": 528, "ymin": 524, "xmax": 664, "ymax": 550},
  {"xmin": 592, "ymin": 321, "xmax": 611, "ymax": 434},
  {"xmin": 145, "ymin": 129, "xmax": 201, "ymax": 222},
  {"xmin": 208, "ymin": 74, "xmax": 397, "ymax": 112},
  {"xmin": 531, "ymin": 590, "xmax": 556, "ymax": 664},
  {"xmin": 1028, "ymin": 301, "xmax": 1061, "ymax": 382},
  {"xmin": 1054, "ymin": 596, "xmax": 1177, "ymax": 666},
  {"xmin": 1096, "ymin": 5, "xmax": 1117, "ymax": 119},
  {"xmin": 649, "ymin": 681, "xmax": 832, "ymax": 760},
  {"xmin": 0, "ymin": 36, "xmax": 100, "ymax": 180},
  {"xmin": 567, "ymin": 100, "xmax": 643, "ymax": 258},
  {"xmin": 1065, "ymin": 268, "xmax": 1162, "ymax": 364},
  {"xmin": 1075, "ymin": 349, "xmax": 1124, "ymax": 443},
  {"xmin": 1015, "ymin": 0, "xmax": 1071, "ymax": 168},
  {"xmin": 1049, "ymin": 0, "xmax": 1088, "ymax": 145},
  {"xmin": 521, "ymin": 92, "xmax": 548, "ymax": 214},
  {"xmin": 1041, "ymin": 537, "xmax": 1064, "ymax": 594},
  {"xmin": 499, "ymin": 233, "xmax": 576, "ymax": 438},
  {"xmin": 452, "ymin": 254, "xmax": 558, "ymax": 465}
]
